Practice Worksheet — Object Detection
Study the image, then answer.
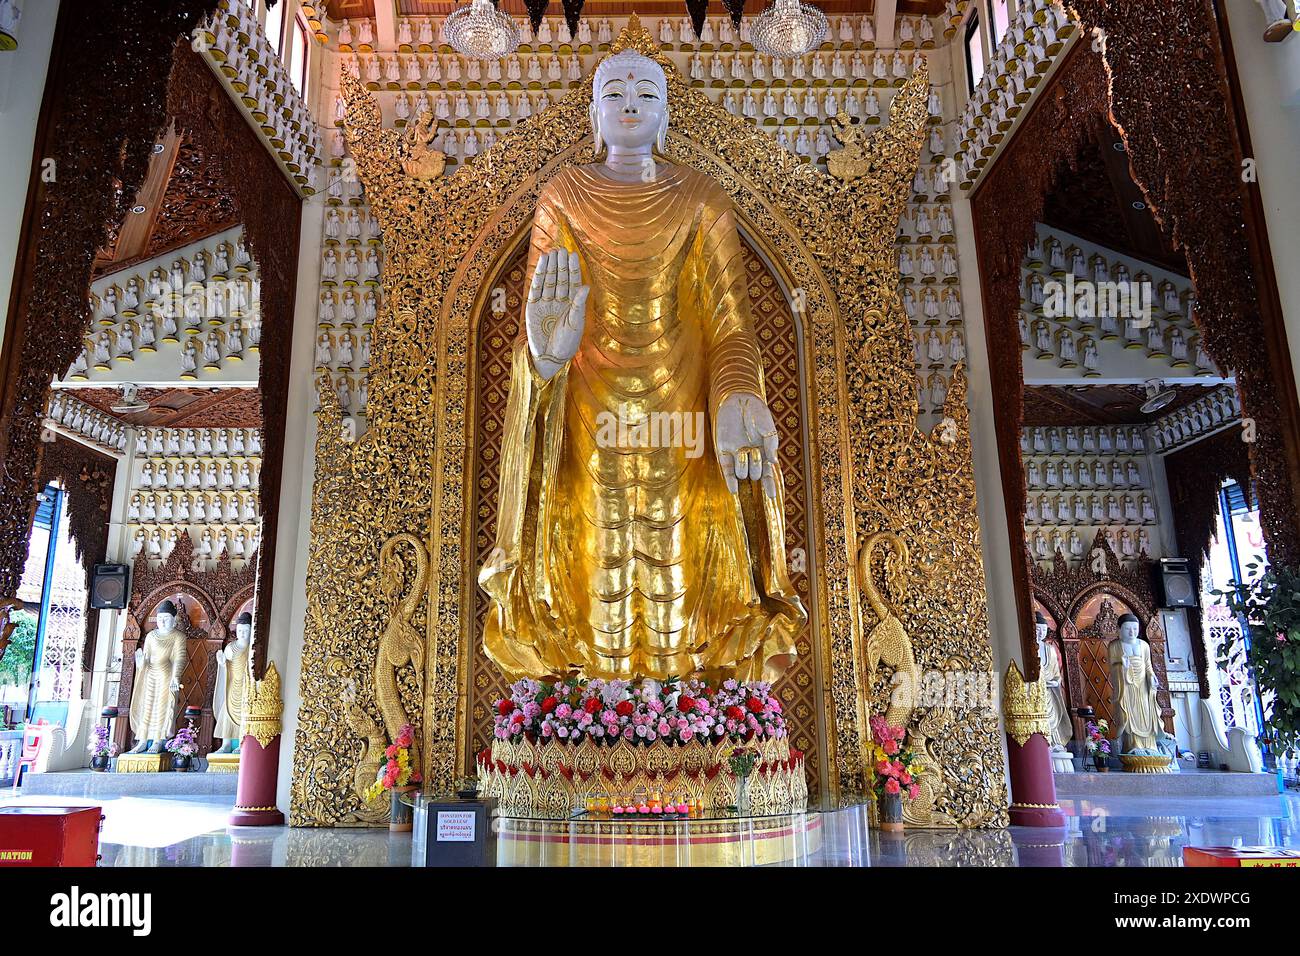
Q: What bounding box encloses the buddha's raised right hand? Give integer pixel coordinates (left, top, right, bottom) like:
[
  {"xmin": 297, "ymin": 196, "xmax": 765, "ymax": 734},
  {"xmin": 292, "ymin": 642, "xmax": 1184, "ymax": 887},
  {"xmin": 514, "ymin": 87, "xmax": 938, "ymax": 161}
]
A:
[{"xmin": 525, "ymin": 248, "xmax": 589, "ymax": 381}]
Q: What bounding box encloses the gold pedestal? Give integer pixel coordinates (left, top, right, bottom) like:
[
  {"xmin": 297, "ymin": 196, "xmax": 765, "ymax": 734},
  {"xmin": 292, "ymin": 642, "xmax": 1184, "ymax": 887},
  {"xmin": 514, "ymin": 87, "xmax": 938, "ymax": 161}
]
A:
[
  {"xmin": 1120, "ymin": 753, "xmax": 1175, "ymax": 774},
  {"xmin": 206, "ymin": 752, "xmax": 241, "ymax": 774},
  {"xmin": 115, "ymin": 752, "xmax": 171, "ymax": 773}
]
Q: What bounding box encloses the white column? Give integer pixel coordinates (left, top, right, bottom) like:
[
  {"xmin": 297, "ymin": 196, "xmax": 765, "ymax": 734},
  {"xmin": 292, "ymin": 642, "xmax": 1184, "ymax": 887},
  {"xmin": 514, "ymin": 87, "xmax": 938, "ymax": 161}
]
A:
[
  {"xmin": 373, "ymin": 0, "xmax": 398, "ymax": 49},
  {"xmin": 85, "ymin": 436, "xmax": 139, "ymax": 728},
  {"xmin": 874, "ymin": 0, "xmax": 899, "ymax": 52},
  {"xmin": 271, "ymin": 192, "xmax": 325, "ymax": 813}
]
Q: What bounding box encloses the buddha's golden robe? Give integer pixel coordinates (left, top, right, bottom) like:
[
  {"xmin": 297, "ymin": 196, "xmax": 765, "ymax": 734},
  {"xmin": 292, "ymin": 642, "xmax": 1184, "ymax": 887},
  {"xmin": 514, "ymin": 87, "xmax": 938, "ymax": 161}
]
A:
[{"xmin": 479, "ymin": 163, "xmax": 806, "ymax": 682}]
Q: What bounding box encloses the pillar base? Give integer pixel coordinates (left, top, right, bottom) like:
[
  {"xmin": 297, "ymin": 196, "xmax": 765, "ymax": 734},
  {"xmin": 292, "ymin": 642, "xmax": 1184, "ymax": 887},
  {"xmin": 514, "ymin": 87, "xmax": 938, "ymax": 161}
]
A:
[
  {"xmin": 229, "ymin": 804, "xmax": 285, "ymax": 826},
  {"xmin": 1009, "ymin": 801, "xmax": 1066, "ymax": 827}
]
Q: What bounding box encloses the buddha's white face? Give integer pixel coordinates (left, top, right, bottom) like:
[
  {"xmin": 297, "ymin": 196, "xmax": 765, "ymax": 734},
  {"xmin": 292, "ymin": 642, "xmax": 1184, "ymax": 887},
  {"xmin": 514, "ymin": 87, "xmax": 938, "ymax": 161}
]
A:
[
  {"xmin": 1035, "ymin": 623, "xmax": 1048, "ymax": 643},
  {"xmin": 156, "ymin": 612, "xmax": 175, "ymax": 634},
  {"xmin": 595, "ymin": 62, "xmax": 665, "ymax": 153},
  {"xmin": 236, "ymin": 622, "xmax": 251, "ymax": 643},
  {"xmin": 1119, "ymin": 621, "xmax": 1139, "ymax": 641}
]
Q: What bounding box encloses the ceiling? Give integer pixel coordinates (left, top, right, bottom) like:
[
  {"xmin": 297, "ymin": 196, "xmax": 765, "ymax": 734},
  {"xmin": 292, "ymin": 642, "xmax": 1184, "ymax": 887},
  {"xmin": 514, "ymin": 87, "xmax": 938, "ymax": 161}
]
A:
[
  {"xmin": 66, "ymin": 387, "xmax": 263, "ymax": 429},
  {"xmin": 94, "ymin": 131, "xmax": 240, "ymax": 278},
  {"xmin": 1042, "ymin": 126, "xmax": 1187, "ymax": 277},
  {"xmin": 1023, "ymin": 384, "xmax": 1217, "ymax": 427},
  {"xmin": 326, "ymin": 2, "xmax": 948, "ymax": 23}
]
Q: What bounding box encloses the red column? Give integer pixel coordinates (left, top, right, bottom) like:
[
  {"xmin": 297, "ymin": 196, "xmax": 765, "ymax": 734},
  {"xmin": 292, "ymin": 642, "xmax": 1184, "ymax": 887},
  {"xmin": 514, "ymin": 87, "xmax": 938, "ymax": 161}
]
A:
[
  {"xmin": 1003, "ymin": 662, "xmax": 1066, "ymax": 828},
  {"xmin": 1005, "ymin": 731, "xmax": 1065, "ymax": 827},
  {"xmin": 230, "ymin": 733, "xmax": 285, "ymax": 826},
  {"xmin": 228, "ymin": 661, "xmax": 285, "ymax": 827}
]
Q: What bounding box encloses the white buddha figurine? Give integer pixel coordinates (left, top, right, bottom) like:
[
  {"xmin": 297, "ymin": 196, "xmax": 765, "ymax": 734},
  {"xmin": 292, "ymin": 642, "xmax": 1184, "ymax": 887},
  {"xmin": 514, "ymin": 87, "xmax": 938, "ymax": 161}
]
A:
[
  {"xmin": 1107, "ymin": 614, "xmax": 1169, "ymax": 761},
  {"xmin": 1035, "ymin": 612, "xmax": 1074, "ymax": 769},
  {"xmin": 213, "ymin": 612, "xmax": 253, "ymax": 754},
  {"xmin": 127, "ymin": 600, "xmax": 189, "ymax": 754}
]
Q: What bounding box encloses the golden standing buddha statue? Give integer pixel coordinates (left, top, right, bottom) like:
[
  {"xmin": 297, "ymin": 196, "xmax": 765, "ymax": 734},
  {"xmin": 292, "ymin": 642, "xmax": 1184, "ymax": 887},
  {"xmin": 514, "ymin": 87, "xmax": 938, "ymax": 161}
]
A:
[{"xmin": 479, "ymin": 51, "xmax": 806, "ymax": 683}]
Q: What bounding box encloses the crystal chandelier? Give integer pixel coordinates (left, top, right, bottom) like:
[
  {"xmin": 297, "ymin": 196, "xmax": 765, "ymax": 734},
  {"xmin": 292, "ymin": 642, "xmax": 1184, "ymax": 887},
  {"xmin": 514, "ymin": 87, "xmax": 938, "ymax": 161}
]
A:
[
  {"xmin": 750, "ymin": 0, "xmax": 828, "ymax": 58},
  {"xmin": 444, "ymin": 0, "xmax": 520, "ymax": 60}
]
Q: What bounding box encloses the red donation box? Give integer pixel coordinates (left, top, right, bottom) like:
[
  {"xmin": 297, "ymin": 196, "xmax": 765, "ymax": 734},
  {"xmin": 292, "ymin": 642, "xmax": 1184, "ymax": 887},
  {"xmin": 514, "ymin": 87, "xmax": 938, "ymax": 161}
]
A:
[
  {"xmin": 1184, "ymin": 846, "xmax": 1300, "ymax": 868},
  {"xmin": 0, "ymin": 806, "xmax": 104, "ymax": 867}
]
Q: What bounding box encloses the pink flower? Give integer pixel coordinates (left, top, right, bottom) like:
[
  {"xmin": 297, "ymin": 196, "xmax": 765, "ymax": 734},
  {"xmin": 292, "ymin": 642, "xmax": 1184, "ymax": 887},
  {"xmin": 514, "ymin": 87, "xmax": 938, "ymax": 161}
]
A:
[
  {"xmin": 907, "ymin": 784, "xmax": 920, "ymax": 801},
  {"xmin": 884, "ymin": 777, "xmax": 901, "ymax": 795}
]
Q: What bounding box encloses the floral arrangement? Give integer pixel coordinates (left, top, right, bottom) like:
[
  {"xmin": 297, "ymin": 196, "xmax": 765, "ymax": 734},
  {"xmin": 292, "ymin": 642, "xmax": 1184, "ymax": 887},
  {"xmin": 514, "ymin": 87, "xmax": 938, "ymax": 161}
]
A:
[
  {"xmin": 165, "ymin": 725, "xmax": 199, "ymax": 758},
  {"xmin": 365, "ymin": 722, "xmax": 422, "ymax": 802},
  {"xmin": 1084, "ymin": 719, "xmax": 1111, "ymax": 763},
  {"xmin": 868, "ymin": 716, "xmax": 921, "ymax": 801},
  {"xmin": 492, "ymin": 677, "xmax": 787, "ymax": 746},
  {"xmin": 727, "ymin": 745, "xmax": 761, "ymax": 777},
  {"xmin": 1213, "ymin": 561, "xmax": 1300, "ymax": 753},
  {"xmin": 87, "ymin": 724, "xmax": 117, "ymax": 759}
]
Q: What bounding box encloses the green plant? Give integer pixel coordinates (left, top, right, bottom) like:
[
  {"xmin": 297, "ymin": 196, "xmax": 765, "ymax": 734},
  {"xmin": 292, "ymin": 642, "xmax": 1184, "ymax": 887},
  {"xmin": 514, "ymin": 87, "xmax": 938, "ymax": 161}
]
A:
[
  {"xmin": 1213, "ymin": 560, "xmax": 1300, "ymax": 753},
  {"xmin": 0, "ymin": 610, "xmax": 37, "ymax": 692}
]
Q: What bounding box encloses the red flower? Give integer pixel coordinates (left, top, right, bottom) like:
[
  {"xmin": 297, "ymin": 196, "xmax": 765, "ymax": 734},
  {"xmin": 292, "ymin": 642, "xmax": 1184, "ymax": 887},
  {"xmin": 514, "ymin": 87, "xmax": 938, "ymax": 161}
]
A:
[
  {"xmin": 583, "ymin": 697, "xmax": 602, "ymax": 714},
  {"xmin": 540, "ymin": 696, "xmax": 558, "ymax": 714},
  {"xmin": 678, "ymin": 696, "xmax": 696, "ymax": 713},
  {"xmin": 882, "ymin": 738, "xmax": 899, "ymax": 755},
  {"xmin": 496, "ymin": 699, "xmax": 515, "ymax": 716},
  {"xmin": 746, "ymin": 697, "xmax": 764, "ymax": 713},
  {"xmin": 615, "ymin": 700, "xmax": 635, "ymax": 717},
  {"xmin": 884, "ymin": 777, "xmax": 901, "ymax": 795},
  {"xmin": 726, "ymin": 706, "xmax": 745, "ymax": 721}
]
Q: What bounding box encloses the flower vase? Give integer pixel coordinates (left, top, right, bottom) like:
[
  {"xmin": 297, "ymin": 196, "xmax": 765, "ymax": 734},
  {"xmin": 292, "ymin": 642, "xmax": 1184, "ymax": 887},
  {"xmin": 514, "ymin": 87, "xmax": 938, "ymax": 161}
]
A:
[
  {"xmin": 171, "ymin": 754, "xmax": 192, "ymax": 772},
  {"xmin": 1094, "ymin": 756, "xmax": 1109, "ymax": 773},
  {"xmin": 90, "ymin": 755, "xmax": 110, "ymax": 772},
  {"xmin": 390, "ymin": 785, "xmax": 418, "ymax": 832},
  {"xmin": 735, "ymin": 775, "xmax": 751, "ymax": 816},
  {"xmin": 879, "ymin": 791, "xmax": 905, "ymax": 832}
]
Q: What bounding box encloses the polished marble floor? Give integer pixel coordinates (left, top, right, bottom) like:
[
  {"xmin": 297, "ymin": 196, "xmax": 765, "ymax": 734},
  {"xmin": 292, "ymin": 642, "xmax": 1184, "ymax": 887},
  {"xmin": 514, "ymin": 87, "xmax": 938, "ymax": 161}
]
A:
[{"xmin": 3, "ymin": 790, "xmax": 1296, "ymax": 866}]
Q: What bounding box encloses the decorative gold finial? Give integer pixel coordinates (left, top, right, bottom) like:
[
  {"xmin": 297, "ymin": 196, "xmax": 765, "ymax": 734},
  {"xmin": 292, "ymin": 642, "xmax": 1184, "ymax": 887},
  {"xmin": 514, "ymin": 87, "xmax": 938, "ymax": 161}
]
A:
[
  {"xmin": 242, "ymin": 661, "xmax": 284, "ymax": 749},
  {"xmin": 1002, "ymin": 661, "xmax": 1051, "ymax": 746}
]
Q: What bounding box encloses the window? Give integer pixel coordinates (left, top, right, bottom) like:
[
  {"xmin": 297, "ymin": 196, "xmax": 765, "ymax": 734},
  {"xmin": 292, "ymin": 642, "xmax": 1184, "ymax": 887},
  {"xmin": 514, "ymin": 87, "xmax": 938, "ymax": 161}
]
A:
[
  {"xmin": 265, "ymin": 0, "xmax": 286, "ymax": 54},
  {"xmin": 965, "ymin": 13, "xmax": 985, "ymax": 92},
  {"xmin": 989, "ymin": 0, "xmax": 1011, "ymax": 45},
  {"xmin": 288, "ymin": 16, "xmax": 309, "ymax": 93}
]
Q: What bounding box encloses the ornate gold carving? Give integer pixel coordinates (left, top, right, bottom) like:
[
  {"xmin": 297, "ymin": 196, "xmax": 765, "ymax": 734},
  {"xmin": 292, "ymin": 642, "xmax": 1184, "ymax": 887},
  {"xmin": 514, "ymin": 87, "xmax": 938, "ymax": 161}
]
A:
[
  {"xmin": 1002, "ymin": 661, "xmax": 1052, "ymax": 747},
  {"xmin": 242, "ymin": 660, "xmax": 282, "ymax": 749},
  {"xmin": 826, "ymin": 112, "xmax": 883, "ymax": 184},
  {"xmin": 114, "ymin": 752, "xmax": 171, "ymax": 773},
  {"xmin": 479, "ymin": 737, "xmax": 807, "ymax": 819},
  {"xmin": 292, "ymin": 19, "xmax": 1007, "ymax": 828},
  {"xmin": 400, "ymin": 110, "xmax": 445, "ymax": 180}
]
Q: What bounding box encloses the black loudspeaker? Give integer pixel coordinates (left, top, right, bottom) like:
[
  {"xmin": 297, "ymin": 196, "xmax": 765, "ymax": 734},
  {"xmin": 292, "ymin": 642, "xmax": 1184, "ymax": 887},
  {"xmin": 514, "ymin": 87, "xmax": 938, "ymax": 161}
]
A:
[
  {"xmin": 89, "ymin": 564, "xmax": 130, "ymax": 609},
  {"xmin": 1159, "ymin": 557, "xmax": 1198, "ymax": 608}
]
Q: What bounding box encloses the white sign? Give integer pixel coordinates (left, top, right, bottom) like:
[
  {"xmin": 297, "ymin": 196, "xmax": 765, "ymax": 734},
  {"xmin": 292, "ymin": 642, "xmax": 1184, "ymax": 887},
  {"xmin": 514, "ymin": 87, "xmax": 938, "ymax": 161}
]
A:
[{"xmin": 436, "ymin": 810, "xmax": 476, "ymax": 842}]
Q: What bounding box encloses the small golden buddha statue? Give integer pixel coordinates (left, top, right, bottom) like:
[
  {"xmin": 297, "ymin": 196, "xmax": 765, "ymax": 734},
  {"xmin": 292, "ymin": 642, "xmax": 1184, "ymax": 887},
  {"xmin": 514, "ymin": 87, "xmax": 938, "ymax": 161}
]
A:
[{"xmin": 479, "ymin": 50, "xmax": 806, "ymax": 683}]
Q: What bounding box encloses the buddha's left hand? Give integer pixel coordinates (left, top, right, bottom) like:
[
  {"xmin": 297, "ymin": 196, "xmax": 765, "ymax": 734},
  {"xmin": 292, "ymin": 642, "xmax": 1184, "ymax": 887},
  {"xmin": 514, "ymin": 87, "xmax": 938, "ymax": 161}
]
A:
[{"xmin": 715, "ymin": 392, "xmax": 779, "ymax": 497}]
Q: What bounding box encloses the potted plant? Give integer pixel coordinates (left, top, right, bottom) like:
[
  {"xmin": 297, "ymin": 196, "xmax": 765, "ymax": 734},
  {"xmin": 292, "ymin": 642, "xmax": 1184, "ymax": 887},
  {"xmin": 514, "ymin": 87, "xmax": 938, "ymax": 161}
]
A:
[
  {"xmin": 365, "ymin": 722, "xmax": 422, "ymax": 831},
  {"xmin": 869, "ymin": 716, "xmax": 922, "ymax": 832},
  {"xmin": 165, "ymin": 725, "xmax": 199, "ymax": 771},
  {"xmin": 1213, "ymin": 561, "xmax": 1300, "ymax": 757},
  {"xmin": 727, "ymin": 745, "xmax": 761, "ymax": 815},
  {"xmin": 1085, "ymin": 719, "xmax": 1111, "ymax": 771},
  {"xmin": 87, "ymin": 725, "xmax": 117, "ymax": 771}
]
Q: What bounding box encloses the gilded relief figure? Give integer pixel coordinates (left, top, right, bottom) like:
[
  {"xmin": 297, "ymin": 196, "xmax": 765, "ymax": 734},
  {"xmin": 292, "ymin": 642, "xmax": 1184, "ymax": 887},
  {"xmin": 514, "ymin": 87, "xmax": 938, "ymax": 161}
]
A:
[{"xmin": 478, "ymin": 51, "xmax": 807, "ymax": 683}]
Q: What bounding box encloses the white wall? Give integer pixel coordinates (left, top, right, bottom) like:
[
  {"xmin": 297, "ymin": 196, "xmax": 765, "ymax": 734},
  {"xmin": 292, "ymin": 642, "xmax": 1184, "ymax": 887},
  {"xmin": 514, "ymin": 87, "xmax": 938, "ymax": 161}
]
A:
[
  {"xmin": 272, "ymin": 193, "xmax": 324, "ymax": 815},
  {"xmin": 0, "ymin": 0, "xmax": 59, "ymax": 347},
  {"xmin": 1226, "ymin": 0, "xmax": 1300, "ymax": 390}
]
